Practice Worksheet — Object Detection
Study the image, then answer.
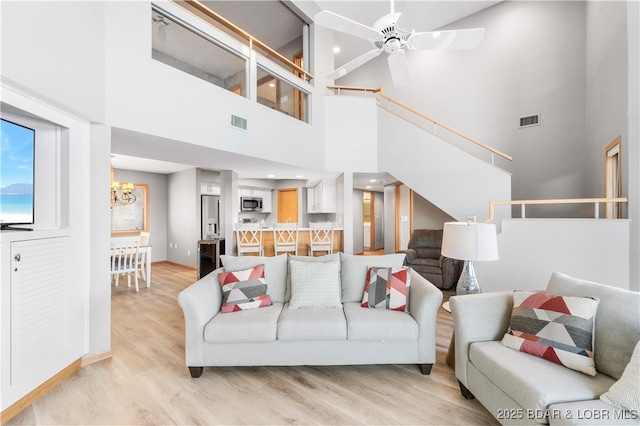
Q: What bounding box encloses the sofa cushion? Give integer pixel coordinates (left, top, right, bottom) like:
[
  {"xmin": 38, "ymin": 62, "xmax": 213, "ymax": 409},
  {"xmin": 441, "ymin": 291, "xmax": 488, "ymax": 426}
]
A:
[
  {"xmin": 277, "ymin": 303, "xmax": 347, "ymax": 340},
  {"xmin": 600, "ymin": 340, "xmax": 640, "ymax": 412},
  {"xmin": 218, "ymin": 264, "xmax": 272, "ymax": 313},
  {"xmin": 361, "ymin": 266, "xmax": 411, "ymax": 312},
  {"xmin": 285, "ymin": 253, "xmax": 340, "ymax": 301},
  {"xmin": 411, "ymin": 258, "xmax": 440, "ymax": 268},
  {"xmin": 344, "ymin": 302, "xmax": 418, "ymax": 341},
  {"xmin": 289, "ymin": 259, "xmax": 342, "ymax": 309},
  {"xmin": 546, "ymin": 272, "xmax": 640, "ymax": 380},
  {"xmin": 220, "ymin": 254, "xmax": 288, "ymax": 303},
  {"xmin": 204, "ymin": 302, "xmax": 283, "ymax": 343},
  {"xmin": 501, "ymin": 291, "xmax": 599, "ymax": 376},
  {"xmin": 415, "ymin": 248, "xmax": 440, "ymax": 259},
  {"xmin": 340, "ymin": 253, "xmax": 406, "ymax": 303},
  {"xmin": 470, "ymin": 341, "xmax": 615, "ymax": 415}
]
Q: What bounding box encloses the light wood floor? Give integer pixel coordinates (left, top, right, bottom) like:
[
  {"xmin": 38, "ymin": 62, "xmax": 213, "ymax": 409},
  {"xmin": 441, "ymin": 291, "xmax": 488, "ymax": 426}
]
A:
[{"xmin": 6, "ymin": 262, "xmax": 498, "ymax": 425}]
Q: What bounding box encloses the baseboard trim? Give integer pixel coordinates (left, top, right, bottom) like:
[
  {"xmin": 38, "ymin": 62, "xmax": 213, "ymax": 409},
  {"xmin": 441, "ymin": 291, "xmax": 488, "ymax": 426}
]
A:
[
  {"xmin": 158, "ymin": 260, "xmax": 197, "ymax": 271},
  {"xmin": 0, "ymin": 358, "xmax": 82, "ymax": 423},
  {"xmin": 81, "ymin": 350, "xmax": 113, "ymax": 367}
]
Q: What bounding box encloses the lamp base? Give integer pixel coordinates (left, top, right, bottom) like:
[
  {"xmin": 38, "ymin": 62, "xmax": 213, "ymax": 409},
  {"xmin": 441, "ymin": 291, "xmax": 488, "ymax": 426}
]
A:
[{"xmin": 456, "ymin": 260, "xmax": 482, "ymax": 295}]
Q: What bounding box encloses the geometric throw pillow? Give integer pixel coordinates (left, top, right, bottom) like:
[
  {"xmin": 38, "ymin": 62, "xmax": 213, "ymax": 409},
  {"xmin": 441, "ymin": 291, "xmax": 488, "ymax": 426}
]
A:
[
  {"xmin": 600, "ymin": 340, "xmax": 640, "ymax": 411},
  {"xmin": 218, "ymin": 264, "xmax": 272, "ymax": 313},
  {"xmin": 501, "ymin": 291, "xmax": 599, "ymax": 376},
  {"xmin": 361, "ymin": 266, "xmax": 411, "ymax": 312}
]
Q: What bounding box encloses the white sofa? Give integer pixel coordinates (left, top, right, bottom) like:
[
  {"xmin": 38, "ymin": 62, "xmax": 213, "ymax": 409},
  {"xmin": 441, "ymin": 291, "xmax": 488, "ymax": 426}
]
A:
[
  {"xmin": 178, "ymin": 252, "xmax": 443, "ymax": 378},
  {"xmin": 451, "ymin": 272, "xmax": 640, "ymax": 425}
]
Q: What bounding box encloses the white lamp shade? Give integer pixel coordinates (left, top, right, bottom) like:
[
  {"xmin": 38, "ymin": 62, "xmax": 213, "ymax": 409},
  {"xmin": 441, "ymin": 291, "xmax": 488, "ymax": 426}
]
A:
[{"xmin": 441, "ymin": 222, "xmax": 499, "ymax": 261}]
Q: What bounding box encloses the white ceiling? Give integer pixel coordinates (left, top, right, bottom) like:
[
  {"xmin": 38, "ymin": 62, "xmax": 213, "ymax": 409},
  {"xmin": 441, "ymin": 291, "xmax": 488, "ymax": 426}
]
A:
[{"xmin": 113, "ymin": 0, "xmax": 500, "ymax": 192}]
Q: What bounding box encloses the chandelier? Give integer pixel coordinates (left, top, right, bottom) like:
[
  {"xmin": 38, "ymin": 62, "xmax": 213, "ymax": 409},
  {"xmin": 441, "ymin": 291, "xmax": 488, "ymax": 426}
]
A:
[{"xmin": 111, "ymin": 164, "xmax": 137, "ymax": 207}]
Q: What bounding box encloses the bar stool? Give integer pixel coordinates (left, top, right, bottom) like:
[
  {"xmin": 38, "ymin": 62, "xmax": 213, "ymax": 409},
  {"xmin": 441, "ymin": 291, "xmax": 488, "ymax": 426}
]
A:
[
  {"xmin": 308, "ymin": 221, "xmax": 334, "ymax": 256},
  {"xmin": 235, "ymin": 222, "xmax": 263, "ymax": 256},
  {"xmin": 273, "ymin": 222, "xmax": 299, "ymax": 256}
]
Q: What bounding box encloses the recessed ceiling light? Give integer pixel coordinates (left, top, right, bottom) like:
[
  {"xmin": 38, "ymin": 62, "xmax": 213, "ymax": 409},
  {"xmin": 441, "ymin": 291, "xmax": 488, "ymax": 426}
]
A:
[
  {"xmin": 369, "ymin": 179, "xmax": 377, "ymax": 182},
  {"xmin": 267, "ymin": 174, "xmax": 276, "ymax": 178},
  {"xmin": 296, "ymin": 175, "xmax": 304, "ymax": 178},
  {"xmin": 333, "ymin": 46, "xmax": 341, "ymax": 53},
  {"xmin": 365, "ymin": 185, "xmax": 372, "ymax": 189}
]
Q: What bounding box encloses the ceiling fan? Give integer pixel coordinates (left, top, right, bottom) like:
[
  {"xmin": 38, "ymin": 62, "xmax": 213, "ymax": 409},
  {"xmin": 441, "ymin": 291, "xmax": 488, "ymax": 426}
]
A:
[{"xmin": 315, "ymin": 1, "xmax": 485, "ymax": 87}]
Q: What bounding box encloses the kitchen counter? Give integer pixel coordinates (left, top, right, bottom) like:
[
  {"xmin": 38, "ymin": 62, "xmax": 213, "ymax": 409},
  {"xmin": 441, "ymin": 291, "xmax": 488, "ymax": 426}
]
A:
[{"xmin": 234, "ymin": 228, "xmax": 343, "ymax": 256}]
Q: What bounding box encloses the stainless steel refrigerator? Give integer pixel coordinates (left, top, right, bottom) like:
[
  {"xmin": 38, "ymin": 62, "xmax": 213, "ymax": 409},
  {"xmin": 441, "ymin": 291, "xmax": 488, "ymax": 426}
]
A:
[{"xmin": 201, "ymin": 195, "xmax": 220, "ymax": 240}]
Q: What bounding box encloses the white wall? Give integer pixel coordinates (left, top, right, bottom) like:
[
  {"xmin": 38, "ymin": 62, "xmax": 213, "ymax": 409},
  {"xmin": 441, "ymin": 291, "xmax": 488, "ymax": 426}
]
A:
[
  {"xmin": 0, "ymin": 1, "xmax": 106, "ymax": 122},
  {"xmin": 104, "ymin": 1, "xmax": 324, "ymax": 172},
  {"xmin": 324, "ymin": 96, "xmax": 378, "ymax": 173},
  {"xmin": 340, "ymin": 1, "xmax": 589, "ymax": 216},
  {"xmin": 378, "ymin": 108, "xmax": 511, "ymax": 223},
  {"xmin": 167, "ymin": 168, "xmax": 199, "ymax": 267},
  {"xmin": 475, "ymin": 219, "xmax": 630, "ymax": 292}
]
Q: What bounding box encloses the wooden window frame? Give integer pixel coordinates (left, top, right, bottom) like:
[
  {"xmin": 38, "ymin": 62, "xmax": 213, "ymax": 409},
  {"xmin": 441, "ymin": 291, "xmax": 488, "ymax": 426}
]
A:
[{"xmin": 111, "ymin": 183, "xmax": 149, "ymax": 236}]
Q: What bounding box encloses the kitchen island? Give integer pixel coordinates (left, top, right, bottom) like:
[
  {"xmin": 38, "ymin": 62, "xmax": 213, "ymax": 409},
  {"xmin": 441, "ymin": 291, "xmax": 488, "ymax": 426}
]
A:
[{"xmin": 234, "ymin": 227, "xmax": 343, "ymax": 257}]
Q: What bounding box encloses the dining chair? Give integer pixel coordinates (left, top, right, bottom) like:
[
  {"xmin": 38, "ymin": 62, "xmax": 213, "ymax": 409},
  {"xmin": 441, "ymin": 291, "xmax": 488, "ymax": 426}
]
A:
[
  {"xmin": 308, "ymin": 221, "xmax": 334, "ymax": 256},
  {"xmin": 137, "ymin": 231, "xmax": 150, "ymax": 281},
  {"xmin": 111, "ymin": 239, "xmax": 140, "ymax": 292},
  {"xmin": 273, "ymin": 222, "xmax": 299, "ymax": 256},
  {"xmin": 235, "ymin": 222, "xmax": 264, "ymax": 256}
]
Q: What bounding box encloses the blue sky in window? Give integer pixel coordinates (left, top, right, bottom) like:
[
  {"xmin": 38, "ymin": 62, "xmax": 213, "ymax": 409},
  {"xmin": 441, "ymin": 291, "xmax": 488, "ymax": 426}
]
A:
[{"xmin": 0, "ymin": 119, "xmax": 35, "ymax": 189}]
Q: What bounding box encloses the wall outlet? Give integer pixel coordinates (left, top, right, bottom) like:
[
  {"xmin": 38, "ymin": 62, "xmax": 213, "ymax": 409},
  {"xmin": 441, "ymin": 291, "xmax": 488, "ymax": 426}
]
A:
[
  {"xmin": 169, "ymin": 242, "xmax": 173, "ymax": 248},
  {"xmin": 187, "ymin": 250, "xmax": 191, "ymax": 256},
  {"xmin": 175, "ymin": 243, "xmax": 178, "ymax": 249}
]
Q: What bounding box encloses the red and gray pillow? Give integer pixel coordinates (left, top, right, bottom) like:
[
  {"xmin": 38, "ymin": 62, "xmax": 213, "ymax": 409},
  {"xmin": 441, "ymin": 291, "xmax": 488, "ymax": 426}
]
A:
[
  {"xmin": 361, "ymin": 266, "xmax": 411, "ymax": 312},
  {"xmin": 218, "ymin": 264, "xmax": 272, "ymax": 313},
  {"xmin": 501, "ymin": 291, "xmax": 599, "ymax": 376}
]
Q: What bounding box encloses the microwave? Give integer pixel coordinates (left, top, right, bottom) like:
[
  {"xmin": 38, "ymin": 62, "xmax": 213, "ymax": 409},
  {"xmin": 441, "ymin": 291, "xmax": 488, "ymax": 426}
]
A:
[{"xmin": 241, "ymin": 196, "xmax": 263, "ymax": 211}]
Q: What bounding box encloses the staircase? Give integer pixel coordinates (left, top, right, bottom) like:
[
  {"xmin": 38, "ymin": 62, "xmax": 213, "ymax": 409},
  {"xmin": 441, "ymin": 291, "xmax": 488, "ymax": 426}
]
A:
[{"xmin": 326, "ymin": 87, "xmax": 512, "ymax": 222}]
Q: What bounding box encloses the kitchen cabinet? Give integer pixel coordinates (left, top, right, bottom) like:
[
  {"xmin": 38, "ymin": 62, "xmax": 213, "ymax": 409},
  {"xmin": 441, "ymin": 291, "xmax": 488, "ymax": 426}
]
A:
[
  {"xmin": 2, "ymin": 233, "xmax": 83, "ymax": 413},
  {"xmin": 307, "ymin": 179, "xmax": 336, "ymax": 213}
]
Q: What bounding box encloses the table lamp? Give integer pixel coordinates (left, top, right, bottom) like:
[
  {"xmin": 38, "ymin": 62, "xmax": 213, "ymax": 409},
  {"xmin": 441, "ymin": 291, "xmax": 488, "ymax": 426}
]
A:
[{"xmin": 441, "ymin": 216, "xmax": 499, "ymax": 295}]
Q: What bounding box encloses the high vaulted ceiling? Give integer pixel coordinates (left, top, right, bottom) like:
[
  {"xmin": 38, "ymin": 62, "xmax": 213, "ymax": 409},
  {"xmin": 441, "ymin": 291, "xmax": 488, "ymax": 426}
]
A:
[{"xmin": 114, "ymin": 0, "xmax": 501, "ymax": 191}]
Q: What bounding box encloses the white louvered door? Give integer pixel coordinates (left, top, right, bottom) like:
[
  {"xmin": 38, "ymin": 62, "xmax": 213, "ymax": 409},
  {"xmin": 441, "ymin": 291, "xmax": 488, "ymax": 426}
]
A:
[{"xmin": 6, "ymin": 236, "xmax": 82, "ymax": 402}]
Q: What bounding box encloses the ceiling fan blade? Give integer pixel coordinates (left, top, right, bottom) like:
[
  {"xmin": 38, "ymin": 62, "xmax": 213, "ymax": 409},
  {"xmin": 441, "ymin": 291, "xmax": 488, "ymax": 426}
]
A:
[
  {"xmin": 396, "ymin": 1, "xmax": 437, "ymax": 32},
  {"xmin": 387, "ymin": 50, "xmax": 411, "ymax": 88},
  {"xmin": 314, "ymin": 10, "xmax": 381, "ymax": 41},
  {"xmin": 408, "ymin": 28, "xmax": 485, "ymax": 50},
  {"xmin": 327, "ymin": 48, "xmax": 383, "ymax": 80}
]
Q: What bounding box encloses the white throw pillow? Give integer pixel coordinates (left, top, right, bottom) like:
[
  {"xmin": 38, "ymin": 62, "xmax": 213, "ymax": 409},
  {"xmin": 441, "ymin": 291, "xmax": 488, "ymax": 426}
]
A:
[
  {"xmin": 289, "ymin": 259, "xmax": 341, "ymax": 309},
  {"xmin": 600, "ymin": 340, "xmax": 640, "ymax": 412}
]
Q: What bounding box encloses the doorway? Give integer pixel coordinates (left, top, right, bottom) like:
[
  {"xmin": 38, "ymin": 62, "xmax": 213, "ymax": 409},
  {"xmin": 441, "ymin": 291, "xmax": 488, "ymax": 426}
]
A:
[
  {"xmin": 277, "ymin": 188, "xmax": 298, "ymax": 223},
  {"xmin": 604, "ymin": 137, "xmax": 621, "ymax": 219},
  {"xmin": 363, "ymin": 191, "xmax": 384, "ymax": 252}
]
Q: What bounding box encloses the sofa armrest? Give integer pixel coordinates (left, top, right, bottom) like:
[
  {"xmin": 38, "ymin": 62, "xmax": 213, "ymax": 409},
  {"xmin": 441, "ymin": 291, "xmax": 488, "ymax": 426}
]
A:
[
  {"xmin": 409, "ymin": 270, "xmax": 444, "ymax": 363},
  {"xmin": 177, "ymin": 268, "xmax": 223, "ymax": 366},
  {"xmin": 450, "ymin": 292, "xmax": 513, "ymax": 388},
  {"xmin": 399, "ymin": 248, "xmax": 417, "ymax": 264}
]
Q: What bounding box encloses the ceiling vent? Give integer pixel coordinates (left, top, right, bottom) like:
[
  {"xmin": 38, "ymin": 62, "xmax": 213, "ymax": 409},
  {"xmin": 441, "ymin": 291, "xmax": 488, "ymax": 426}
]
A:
[
  {"xmin": 230, "ymin": 115, "xmax": 247, "ymax": 131},
  {"xmin": 520, "ymin": 114, "xmax": 540, "ymax": 128}
]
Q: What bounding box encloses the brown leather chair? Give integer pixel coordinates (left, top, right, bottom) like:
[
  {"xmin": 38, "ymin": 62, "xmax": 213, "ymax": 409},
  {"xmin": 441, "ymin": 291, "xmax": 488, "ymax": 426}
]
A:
[{"xmin": 398, "ymin": 229, "xmax": 462, "ymax": 290}]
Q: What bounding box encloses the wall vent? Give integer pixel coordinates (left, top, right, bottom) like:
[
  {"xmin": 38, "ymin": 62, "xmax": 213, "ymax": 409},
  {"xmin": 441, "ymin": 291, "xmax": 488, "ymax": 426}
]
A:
[
  {"xmin": 230, "ymin": 115, "xmax": 247, "ymax": 131},
  {"xmin": 519, "ymin": 114, "xmax": 540, "ymax": 128}
]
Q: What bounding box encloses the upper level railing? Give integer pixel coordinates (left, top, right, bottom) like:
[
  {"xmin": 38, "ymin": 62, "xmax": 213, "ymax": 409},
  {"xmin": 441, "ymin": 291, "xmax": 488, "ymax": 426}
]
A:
[
  {"xmin": 328, "ymin": 85, "xmax": 512, "ymax": 170},
  {"xmin": 485, "ymin": 197, "xmax": 629, "ymax": 223},
  {"xmin": 176, "ymin": 0, "xmax": 313, "ymax": 82}
]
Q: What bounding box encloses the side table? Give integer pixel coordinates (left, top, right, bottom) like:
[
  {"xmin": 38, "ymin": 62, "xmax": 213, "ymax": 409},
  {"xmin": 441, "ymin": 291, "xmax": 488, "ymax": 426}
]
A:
[{"xmin": 442, "ymin": 301, "xmax": 455, "ymax": 370}]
